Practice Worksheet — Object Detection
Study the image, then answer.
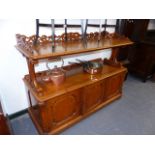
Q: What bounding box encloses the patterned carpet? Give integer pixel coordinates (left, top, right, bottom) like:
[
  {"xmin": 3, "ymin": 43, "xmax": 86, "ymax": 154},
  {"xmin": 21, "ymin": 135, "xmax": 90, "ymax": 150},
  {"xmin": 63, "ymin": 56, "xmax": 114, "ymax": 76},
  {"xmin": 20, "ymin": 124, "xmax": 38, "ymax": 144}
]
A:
[{"xmin": 11, "ymin": 75, "xmax": 155, "ymax": 135}]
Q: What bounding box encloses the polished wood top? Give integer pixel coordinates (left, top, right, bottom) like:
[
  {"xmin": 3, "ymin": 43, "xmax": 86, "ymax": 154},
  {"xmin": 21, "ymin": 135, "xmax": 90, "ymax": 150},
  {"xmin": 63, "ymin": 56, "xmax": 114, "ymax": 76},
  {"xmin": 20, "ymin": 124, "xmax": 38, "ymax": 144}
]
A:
[
  {"xmin": 16, "ymin": 34, "xmax": 133, "ymax": 60},
  {"xmin": 24, "ymin": 65, "xmax": 127, "ymax": 102}
]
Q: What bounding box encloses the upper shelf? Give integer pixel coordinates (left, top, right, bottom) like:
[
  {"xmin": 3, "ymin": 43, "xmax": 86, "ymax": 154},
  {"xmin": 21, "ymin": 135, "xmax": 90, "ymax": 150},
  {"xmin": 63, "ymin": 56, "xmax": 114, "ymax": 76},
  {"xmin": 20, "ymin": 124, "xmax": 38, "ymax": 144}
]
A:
[{"xmin": 15, "ymin": 32, "xmax": 133, "ymax": 60}]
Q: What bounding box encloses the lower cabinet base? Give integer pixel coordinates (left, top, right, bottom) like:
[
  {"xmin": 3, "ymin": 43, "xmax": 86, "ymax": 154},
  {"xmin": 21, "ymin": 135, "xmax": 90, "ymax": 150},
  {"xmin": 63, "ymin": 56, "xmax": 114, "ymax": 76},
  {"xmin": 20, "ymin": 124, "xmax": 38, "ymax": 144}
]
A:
[
  {"xmin": 26, "ymin": 65, "xmax": 126, "ymax": 135},
  {"xmin": 29, "ymin": 93, "xmax": 121, "ymax": 135}
]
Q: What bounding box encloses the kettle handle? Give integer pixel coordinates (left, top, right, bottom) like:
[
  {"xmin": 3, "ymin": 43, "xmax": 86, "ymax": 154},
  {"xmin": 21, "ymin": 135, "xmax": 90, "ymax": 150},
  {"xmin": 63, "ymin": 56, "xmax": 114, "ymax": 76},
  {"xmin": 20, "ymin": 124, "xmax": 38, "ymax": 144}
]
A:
[{"xmin": 46, "ymin": 57, "xmax": 64, "ymax": 71}]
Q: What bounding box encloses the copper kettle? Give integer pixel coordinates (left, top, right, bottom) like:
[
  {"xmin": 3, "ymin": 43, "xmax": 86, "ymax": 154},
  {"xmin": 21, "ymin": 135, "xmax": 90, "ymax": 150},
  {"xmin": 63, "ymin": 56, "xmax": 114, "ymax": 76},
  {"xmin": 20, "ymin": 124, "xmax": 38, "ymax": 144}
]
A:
[
  {"xmin": 49, "ymin": 65, "xmax": 66, "ymax": 86},
  {"xmin": 42, "ymin": 58, "xmax": 66, "ymax": 86}
]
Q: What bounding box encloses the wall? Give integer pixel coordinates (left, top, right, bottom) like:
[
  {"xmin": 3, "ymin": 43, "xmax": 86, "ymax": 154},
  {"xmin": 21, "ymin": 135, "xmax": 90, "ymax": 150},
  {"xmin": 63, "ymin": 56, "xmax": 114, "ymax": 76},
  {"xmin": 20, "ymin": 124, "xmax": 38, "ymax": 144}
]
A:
[
  {"xmin": 147, "ymin": 19, "xmax": 155, "ymax": 30},
  {"xmin": 0, "ymin": 19, "xmax": 114, "ymax": 115}
]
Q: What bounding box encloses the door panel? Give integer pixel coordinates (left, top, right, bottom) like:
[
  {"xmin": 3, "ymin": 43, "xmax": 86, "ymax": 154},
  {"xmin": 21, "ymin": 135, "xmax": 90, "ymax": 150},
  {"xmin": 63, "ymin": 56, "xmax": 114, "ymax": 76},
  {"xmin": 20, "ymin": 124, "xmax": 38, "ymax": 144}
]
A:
[
  {"xmin": 82, "ymin": 80, "xmax": 105, "ymax": 113},
  {"xmin": 105, "ymin": 74, "xmax": 123, "ymax": 99},
  {"xmin": 52, "ymin": 93, "xmax": 79, "ymax": 123},
  {"xmin": 46, "ymin": 90, "xmax": 81, "ymax": 128}
]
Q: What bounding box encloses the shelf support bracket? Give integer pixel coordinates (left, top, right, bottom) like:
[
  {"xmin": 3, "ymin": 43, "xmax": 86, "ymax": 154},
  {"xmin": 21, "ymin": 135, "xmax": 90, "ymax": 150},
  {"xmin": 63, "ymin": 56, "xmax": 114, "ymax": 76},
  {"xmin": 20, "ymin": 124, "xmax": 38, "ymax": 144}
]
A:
[
  {"xmin": 104, "ymin": 47, "xmax": 122, "ymax": 67},
  {"xmin": 26, "ymin": 58, "xmax": 42, "ymax": 92}
]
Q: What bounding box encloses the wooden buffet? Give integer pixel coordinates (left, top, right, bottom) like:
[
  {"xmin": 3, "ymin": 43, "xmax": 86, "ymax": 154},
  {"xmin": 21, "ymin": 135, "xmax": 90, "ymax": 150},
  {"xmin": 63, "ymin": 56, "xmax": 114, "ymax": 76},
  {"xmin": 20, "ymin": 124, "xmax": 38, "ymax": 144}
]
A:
[{"xmin": 16, "ymin": 32, "xmax": 133, "ymax": 134}]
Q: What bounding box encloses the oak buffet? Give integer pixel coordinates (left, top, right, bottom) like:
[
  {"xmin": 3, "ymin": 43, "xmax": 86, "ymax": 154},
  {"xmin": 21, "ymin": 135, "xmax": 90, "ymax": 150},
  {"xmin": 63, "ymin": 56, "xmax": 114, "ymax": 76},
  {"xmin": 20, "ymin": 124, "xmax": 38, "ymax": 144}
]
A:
[{"xmin": 16, "ymin": 32, "xmax": 133, "ymax": 134}]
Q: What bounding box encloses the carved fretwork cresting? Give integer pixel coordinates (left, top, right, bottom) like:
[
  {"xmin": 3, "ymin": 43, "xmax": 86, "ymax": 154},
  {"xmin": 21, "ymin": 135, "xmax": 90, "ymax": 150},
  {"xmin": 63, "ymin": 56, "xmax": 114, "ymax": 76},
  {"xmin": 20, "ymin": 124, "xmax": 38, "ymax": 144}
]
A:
[
  {"xmin": 16, "ymin": 32, "xmax": 125, "ymax": 51},
  {"xmin": 59, "ymin": 32, "xmax": 81, "ymax": 41},
  {"xmin": 16, "ymin": 34, "xmax": 36, "ymax": 53},
  {"xmin": 16, "ymin": 32, "xmax": 82, "ymax": 47},
  {"xmin": 86, "ymin": 31, "xmax": 125, "ymax": 40}
]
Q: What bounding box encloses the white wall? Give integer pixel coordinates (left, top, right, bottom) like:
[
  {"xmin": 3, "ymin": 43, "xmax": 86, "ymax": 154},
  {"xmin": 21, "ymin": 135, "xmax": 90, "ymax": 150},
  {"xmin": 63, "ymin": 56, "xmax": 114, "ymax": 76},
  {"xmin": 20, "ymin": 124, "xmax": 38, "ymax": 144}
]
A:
[
  {"xmin": 0, "ymin": 19, "xmax": 113, "ymax": 115},
  {"xmin": 147, "ymin": 19, "xmax": 155, "ymax": 30}
]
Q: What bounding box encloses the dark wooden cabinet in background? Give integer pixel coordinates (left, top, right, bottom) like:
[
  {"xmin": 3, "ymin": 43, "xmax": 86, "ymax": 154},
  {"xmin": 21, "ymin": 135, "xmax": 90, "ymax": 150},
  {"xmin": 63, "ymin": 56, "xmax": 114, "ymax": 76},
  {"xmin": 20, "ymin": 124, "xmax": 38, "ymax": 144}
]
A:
[
  {"xmin": 120, "ymin": 19, "xmax": 149, "ymax": 41},
  {"xmin": 118, "ymin": 19, "xmax": 155, "ymax": 82},
  {"xmin": 128, "ymin": 42, "xmax": 155, "ymax": 82},
  {"xmin": 118, "ymin": 19, "xmax": 149, "ymax": 62}
]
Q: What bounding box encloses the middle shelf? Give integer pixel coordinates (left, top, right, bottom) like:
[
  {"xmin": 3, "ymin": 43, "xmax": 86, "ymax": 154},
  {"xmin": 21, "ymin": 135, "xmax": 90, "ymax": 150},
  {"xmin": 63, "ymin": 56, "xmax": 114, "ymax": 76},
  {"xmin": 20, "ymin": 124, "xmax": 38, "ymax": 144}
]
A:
[{"xmin": 24, "ymin": 64, "xmax": 127, "ymax": 102}]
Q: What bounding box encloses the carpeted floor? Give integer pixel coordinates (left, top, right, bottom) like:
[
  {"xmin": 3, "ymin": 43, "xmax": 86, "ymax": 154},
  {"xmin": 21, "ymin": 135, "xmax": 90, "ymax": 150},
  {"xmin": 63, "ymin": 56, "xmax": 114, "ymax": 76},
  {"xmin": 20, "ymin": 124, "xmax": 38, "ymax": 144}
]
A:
[{"xmin": 10, "ymin": 75, "xmax": 155, "ymax": 135}]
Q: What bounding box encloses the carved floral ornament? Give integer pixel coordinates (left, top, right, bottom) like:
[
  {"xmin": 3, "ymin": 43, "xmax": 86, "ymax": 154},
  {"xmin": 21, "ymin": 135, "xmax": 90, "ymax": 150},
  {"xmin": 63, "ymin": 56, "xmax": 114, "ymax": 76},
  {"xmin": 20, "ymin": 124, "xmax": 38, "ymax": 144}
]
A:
[{"xmin": 16, "ymin": 32, "xmax": 125, "ymax": 53}]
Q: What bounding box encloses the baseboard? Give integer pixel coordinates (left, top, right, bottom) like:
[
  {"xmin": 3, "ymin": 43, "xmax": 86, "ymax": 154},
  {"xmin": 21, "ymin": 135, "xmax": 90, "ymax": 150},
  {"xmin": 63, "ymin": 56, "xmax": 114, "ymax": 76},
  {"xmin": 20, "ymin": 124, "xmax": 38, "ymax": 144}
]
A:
[{"xmin": 9, "ymin": 108, "xmax": 28, "ymax": 120}]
